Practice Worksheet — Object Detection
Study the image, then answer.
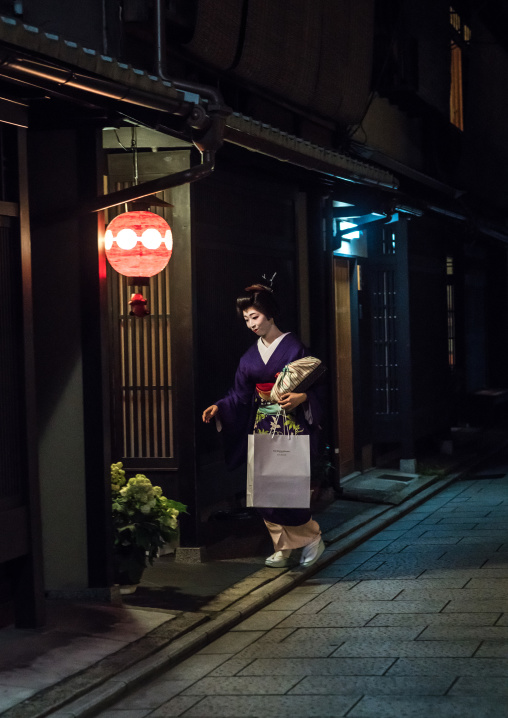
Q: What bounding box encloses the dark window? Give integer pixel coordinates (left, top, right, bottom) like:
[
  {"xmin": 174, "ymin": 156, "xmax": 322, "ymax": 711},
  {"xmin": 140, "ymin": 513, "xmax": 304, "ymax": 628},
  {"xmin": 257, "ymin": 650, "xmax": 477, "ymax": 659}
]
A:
[
  {"xmin": 450, "ymin": 6, "xmax": 471, "ymax": 131},
  {"xmin": 446, "ymin": 255, "xmax": 456, "ymax": 370},
  {"xmin": 372, "ymin": 269, "xmax": 398, "ymax": 414},
  {"xmin": 382, "ymin": 226, "xmax": 396, "ymax": 255}
]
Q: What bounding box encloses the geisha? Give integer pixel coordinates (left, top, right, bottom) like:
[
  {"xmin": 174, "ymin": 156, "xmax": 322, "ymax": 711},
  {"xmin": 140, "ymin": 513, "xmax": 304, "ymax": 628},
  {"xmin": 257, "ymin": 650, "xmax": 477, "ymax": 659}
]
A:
[{"xmin": 202, "ymin": 283, "xmax": 325, "ymax": 568}]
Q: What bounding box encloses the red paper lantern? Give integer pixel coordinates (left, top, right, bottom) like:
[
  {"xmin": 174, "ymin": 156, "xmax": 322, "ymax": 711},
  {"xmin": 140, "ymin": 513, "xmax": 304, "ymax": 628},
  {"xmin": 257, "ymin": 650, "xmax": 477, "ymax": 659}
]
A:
[{"xmin": 105, "ymin": 210, "xmax": 173, "ymax": 280}]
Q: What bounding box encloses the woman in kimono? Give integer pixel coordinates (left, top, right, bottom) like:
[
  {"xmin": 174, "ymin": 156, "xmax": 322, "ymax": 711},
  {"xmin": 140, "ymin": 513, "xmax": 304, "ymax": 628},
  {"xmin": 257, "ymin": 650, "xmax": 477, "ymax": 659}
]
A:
[{"xmin": 202, "ymin": 283, "xmax": 325, "ymax": 568}]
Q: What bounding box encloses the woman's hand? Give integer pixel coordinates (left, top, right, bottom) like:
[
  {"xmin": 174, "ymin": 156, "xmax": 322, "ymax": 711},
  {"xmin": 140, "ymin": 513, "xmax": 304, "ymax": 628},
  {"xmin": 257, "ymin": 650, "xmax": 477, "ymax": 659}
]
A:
[
  {"xmin": 278, "ymin": 392, "xmax": 307, "ymax": 412},
  {"xmin": 202, "ymin": 405, "xmax": 219, "ymax": 423}
]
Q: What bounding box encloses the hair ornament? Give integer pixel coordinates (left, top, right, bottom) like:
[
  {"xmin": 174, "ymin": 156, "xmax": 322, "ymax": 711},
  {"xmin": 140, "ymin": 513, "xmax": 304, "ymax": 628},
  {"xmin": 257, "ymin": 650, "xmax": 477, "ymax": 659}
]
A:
[{"xmin": 262, "ymin": 272, "xmax": 277, "ymax": 289}]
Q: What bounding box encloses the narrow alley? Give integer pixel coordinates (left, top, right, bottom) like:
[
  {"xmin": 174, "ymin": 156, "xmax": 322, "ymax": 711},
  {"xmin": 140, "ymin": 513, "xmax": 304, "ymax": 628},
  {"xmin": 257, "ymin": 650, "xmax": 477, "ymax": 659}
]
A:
[{"xmin": 88, "ymin": 456, "xmax": 508, "ymax": 717}]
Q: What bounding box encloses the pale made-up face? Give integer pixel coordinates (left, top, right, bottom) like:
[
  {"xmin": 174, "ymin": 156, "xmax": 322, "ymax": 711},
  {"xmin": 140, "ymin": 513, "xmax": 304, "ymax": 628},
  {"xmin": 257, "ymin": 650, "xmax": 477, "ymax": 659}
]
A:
[{"xmin": 243, "ymin": 307, "xmax": 273, "ymax": 338}]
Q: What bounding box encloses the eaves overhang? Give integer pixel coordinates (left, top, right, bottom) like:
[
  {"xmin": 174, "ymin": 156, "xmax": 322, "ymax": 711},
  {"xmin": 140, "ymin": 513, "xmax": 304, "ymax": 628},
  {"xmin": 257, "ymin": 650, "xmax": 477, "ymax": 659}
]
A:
[
  {"xmin": 225, "ymin": 113, "xmax": 399, "ymax": 190},
  {"xmin": 355, "ymin": 144, "xmax": 508, "ymax": 244},
  {"xmin": 0, "ymin": 15, "xmax": 192, "ymax": 107},
  {"xmin": 0, "ymin": 16, "xmax": 399, "ymax": 193}
]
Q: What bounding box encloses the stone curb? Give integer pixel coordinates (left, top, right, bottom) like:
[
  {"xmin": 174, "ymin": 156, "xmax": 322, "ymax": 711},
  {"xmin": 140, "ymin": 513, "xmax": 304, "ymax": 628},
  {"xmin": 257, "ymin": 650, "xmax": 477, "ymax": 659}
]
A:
[{"xmin": 8, "ymin": 442, "xmax": 506, "ymax": 718}]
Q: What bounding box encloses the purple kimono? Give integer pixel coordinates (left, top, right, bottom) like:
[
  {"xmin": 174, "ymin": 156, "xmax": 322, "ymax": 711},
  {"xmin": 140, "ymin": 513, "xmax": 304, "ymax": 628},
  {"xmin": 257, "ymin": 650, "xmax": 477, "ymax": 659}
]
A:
[{"xmin": 215, "ymin": 333, "xmax": 322, "ymax": 526}]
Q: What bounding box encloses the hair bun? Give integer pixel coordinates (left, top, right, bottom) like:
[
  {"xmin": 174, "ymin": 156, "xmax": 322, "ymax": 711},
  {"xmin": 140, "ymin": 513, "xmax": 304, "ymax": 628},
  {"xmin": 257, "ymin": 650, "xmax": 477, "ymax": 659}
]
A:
[
  {"xmin": 237, "ymin": 280, "xmax": 279, "ymax": 320},
  {"xmin": 244, "ymin": 283, "xmax": 272, "ymax": 294}
]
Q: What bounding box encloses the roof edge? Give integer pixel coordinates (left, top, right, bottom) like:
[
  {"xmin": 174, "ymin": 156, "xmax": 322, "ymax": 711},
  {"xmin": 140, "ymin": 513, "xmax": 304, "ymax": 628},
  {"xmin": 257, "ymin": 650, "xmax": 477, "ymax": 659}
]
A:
[{"xmin": 225, "ymin": 113, "xmax": 399, "ymax": 190}]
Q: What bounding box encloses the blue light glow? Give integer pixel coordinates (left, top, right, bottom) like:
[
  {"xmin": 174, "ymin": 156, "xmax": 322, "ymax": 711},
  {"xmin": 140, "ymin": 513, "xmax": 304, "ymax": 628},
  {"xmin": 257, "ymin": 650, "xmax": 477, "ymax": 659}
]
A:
[{"xmin": 340, "ymin": 220, "xmax": 360, "ymax": 240}]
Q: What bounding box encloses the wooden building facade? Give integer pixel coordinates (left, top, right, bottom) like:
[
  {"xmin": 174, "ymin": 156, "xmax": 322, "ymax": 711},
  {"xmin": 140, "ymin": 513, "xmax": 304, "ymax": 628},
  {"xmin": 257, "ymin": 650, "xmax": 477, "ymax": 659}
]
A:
[{"xmin": 1, "ymin": 0, "xmax": 508, "ymax": 626}]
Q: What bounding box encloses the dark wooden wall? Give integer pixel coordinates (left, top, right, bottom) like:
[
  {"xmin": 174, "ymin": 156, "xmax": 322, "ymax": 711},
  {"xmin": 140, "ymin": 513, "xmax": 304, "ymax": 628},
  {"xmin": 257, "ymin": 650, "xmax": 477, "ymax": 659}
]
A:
[
  {"xmin": 0, "ymin": 121, "xmax": 45, "ymax": 628},
  {"xmin": 192, "ymin": 154, "xmax": 299, "ymax": 512},
  {"xmin": 408, "ymin": 216, "xmax": 451, "ymax": 442}
]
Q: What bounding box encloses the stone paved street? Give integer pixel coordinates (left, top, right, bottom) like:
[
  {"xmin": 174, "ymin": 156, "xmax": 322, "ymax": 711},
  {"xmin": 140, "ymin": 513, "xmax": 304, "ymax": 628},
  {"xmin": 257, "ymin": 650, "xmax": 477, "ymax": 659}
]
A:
[{"xmin": 94, "ymin": 469, "xmax": 508, "ymax": 717}]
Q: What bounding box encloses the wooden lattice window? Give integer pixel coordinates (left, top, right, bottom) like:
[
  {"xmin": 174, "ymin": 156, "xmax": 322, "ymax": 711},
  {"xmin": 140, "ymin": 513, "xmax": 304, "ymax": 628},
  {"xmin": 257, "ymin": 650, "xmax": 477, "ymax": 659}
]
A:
[
  {"xmin": 372, "ymin": 269, "xmax": 398, "ymax": 414},
  {"xmin": 109, "ymin": 266, "xmax": 174, "ymax": 460}
]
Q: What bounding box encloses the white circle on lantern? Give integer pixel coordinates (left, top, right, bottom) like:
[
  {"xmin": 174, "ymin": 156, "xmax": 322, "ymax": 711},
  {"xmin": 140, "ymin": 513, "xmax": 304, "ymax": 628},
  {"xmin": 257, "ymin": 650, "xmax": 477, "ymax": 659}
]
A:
[
  {"xmin": 104, "ymin": 229, "xmax": 114, "ymax": 250},
  {"xmin": 115, "ymin": 228, "xmax": 138, "ymax": 250},
  {"xmin": 163, "ymin": 229, "xmax": 173, "ymax": 250},
  {"xmin": 141, "ymin": 227, "xmax": 164, "ymax": 249}
]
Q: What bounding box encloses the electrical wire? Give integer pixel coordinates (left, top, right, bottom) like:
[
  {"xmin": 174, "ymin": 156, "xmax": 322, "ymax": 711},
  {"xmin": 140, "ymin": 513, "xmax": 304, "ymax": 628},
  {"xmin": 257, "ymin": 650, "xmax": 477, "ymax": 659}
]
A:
[{"xmin": 113, "ymin": 128, "xmax": 129, "ymax": 151}]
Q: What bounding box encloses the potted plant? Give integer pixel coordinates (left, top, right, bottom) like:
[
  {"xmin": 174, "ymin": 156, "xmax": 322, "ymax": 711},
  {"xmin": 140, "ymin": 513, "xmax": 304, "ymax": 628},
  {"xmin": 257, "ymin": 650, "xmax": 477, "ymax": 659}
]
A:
[{"xmin": 111, "ymin": 462, "xmax": 186, "ymax": 591}]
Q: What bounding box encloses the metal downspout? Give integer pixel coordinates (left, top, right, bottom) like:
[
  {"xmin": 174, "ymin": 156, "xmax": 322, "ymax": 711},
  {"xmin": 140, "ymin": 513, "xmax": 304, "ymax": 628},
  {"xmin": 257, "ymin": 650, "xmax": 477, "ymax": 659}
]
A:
[
  {"xmin": 154, "ymin": 0, "xmax": 231, "ymax": 162},
  {"xmin": 155, "ymin": 0, "xmax": 225, "ymax": 111}
]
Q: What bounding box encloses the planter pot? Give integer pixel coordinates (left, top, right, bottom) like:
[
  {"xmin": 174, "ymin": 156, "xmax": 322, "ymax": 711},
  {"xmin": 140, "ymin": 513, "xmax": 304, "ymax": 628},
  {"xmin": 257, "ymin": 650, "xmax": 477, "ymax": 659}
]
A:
[{"xmin": 113, "ymin": 546, "xmax": 146, "ymax": 588}]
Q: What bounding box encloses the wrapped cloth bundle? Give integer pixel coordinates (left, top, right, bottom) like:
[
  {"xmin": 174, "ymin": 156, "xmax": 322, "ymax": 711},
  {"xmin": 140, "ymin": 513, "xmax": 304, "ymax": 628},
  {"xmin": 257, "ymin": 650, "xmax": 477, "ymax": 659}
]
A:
[{"xmin": 270, "ymin": 356, "xmax": 326, "ymax": 404}]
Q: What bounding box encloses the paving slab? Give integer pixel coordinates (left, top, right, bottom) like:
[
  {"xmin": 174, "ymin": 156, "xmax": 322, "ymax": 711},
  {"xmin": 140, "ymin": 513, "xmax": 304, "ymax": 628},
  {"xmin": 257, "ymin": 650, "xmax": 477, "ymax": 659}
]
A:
[
  {"xmin": 156, "ymin": 653, "xmax": 232, "ymax": 681},
  {"xmin": 387, "ymin": 656, "xmax": 508, "ymax": 676},
  {"xmin": 345, "ymin": 568, "xmax": 424, "ymax": 580},
  {"xmin": 279, "ymin": 626, "xmax": 424, "ymax": 644},
  {"xmin": 419, "ymin": 568, "xmax": 508, "ymax": 579},
  {"xmin": 418, "ymin": 625, "xmax": 508, "ymax": 641},
  {"xmin": 245, "ymin": 627, "xmax": 296, "ymax": 643},
  {"xmin": 475, "ymin": 641, "xmax": 508, "ymax": 657},
  {"xmin": 87, "ymin": 711, "xmax": 149, "ymax": 718},
  {"xmin": 444, "ymin": 600, "xmax": 508, "ymax": 612},
  {"xmin": 181, "ymin": 675, "xmax": 302, "ymax": 695},
  {"xmin": 276, "ymin": 611, "xmax": 381, "ymax": 628},
  {"xmin": 171, "ymin": 694, "xmax": 360, "ymax": 717},
  {"xmin": 465, "ymin": 577, "xmax": 508, "ymax": 590},
  {"xmin": 331, "ymin": 639, "xmax": 478, "ymax": 657},
  {"xmin": 194, "ymin": 630, "xmax": 264, "ymax": 655},
  {"xmin": 394, "ymin": 587, "xmax": 508, "ymax": 601},
  {"xmin": 348, "ymin": 695, "xmax": 508, "ymax": 718},
  {"xmin": 450, "ymin": 676, "xmax": 508, "ymax": 694},
  {"xmin": 236, "ymin": 656, "xmax": 395, "ymax": 675},
  {"xmin": 287, "ymin": 674, "xmax": 454, "ymax": 695},
  {"xmin": 228, "ymin": 609, "xmax": 293, "ymax": 631},
  {"xmin": 482, "ymin": 557, "xmax": 508, "ymax": 568},
  {"xmin": 367, "ymin": 612, "xmax": 501, "ymax": 626},
  {"xmin": 233, "ymin": 642, "xmax": 336, "ymax": 658},
  {"xmin": 321, "ymin": 599, "xmax": 449, "ymax": 613}
]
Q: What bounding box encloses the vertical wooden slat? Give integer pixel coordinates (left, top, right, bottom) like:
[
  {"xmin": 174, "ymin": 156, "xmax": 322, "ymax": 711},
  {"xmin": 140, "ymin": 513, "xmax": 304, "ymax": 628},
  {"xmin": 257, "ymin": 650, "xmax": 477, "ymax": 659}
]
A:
[
  {"xmin": 15, "ymin": 125, "xmax": 45, "ymax": 627},
  {"xmin": 160, "ymin": 268, "xmax": 168, "ymax": 455},
  {"xmin": 168, "ymin": 262, "xmax": 174, "ymax": 457},
  {"xmin": 147, "ymin": 277, "xmax": 155, "ymax": 457},
  {"xmin": 334, "ymin": 258, "xmax": 355, "ymax": 478},
  {"xmin": 161, "ymin": 264, "xmax": 170, "ymax": 457},
  {"xmin": 153, "ymin": 271, "xmax": 161, "ymax": 456},
  {"xmin": 139, "ymin": 283, "xmax": 147, "ymax": 457},
  {"xmin": 159, "ymin": 267, "xmax": 165, "ymax": 454},
  {"xmin": 0, "ymin": 219, "xmax": 22, "ymax": 499}
]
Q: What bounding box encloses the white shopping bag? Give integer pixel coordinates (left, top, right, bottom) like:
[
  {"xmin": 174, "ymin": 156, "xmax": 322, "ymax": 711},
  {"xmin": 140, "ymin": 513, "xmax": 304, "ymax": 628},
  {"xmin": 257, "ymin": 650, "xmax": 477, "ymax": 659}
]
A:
[{"xmin": 246, "ymin": 433, "xmax": 311, "ymax": 508}]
